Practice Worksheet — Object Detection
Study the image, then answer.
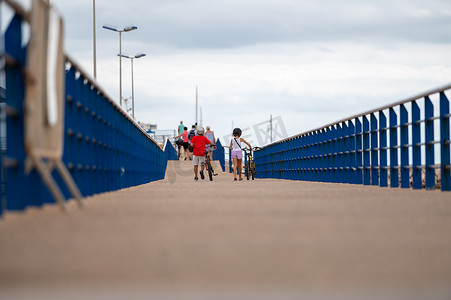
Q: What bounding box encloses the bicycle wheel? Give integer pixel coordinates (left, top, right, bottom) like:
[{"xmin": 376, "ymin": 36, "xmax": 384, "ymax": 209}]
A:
[
  {"xmin": 246, "ymin": 162, "xmax": 250, "ymax": 180},
  {"xmin": 207, "ymin": 159, "xmax": 213, "ymax": 181}
]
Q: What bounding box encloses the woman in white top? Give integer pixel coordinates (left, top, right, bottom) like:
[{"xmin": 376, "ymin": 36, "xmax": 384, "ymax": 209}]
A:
[{"xmin": 229, "ymin": 128, "xmax": 252, "ymax": 181}]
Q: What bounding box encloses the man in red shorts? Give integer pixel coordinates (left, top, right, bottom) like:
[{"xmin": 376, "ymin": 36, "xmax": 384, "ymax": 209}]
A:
[{"xmin": 190, "ymin": 126, "xmax": 216, "ymax": 181}]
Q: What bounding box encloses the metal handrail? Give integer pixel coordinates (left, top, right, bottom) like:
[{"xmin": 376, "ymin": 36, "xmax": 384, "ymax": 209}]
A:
[
  {"xmin": 262, "ymin": 83, "xmax": 451, "ymax": 149},
  {"xmin": 254, "ymin": 84, "xmax": 451, "ymax": 191},
  {"xmin": 65, "ymin": 56, "xmax": 160, "ymax": 147}
]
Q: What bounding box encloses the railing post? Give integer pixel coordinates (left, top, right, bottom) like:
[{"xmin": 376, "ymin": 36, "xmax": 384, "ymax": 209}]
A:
[
  {"xmin": 229, "ymin": 148, "xmax": 232, "ymax": 174},
  {"xmin": 370, "ymin": 113, "xmax": 379, "ymax": 186},
  {"xmin": 316, "ymin": 130, "xmax": 322, "ymax": 182},
  {"xmin": 412, "ymin": 100, "xmax": 422, "ymax": 189},
  {"xmin": 348, "ymin": 120, "xmax": 356, "ymax": 184},
  {"xmin": 400, "ymin": 104, "xmax": 410, "ymax": 188},
  {"xmin": 379, "ymin": 110, "xmax": 388, "ymax": 187},
  {"xmin": 355, "ymin": 117, "xmax": 363, "ymax": 185},
  {"xmin": 342, "ymin": 122, "xmax": 348, "ymax": 183},
  {"xmin": 304, "ymin": 134, "xmax": 309, "ymax": 181},
  {"xmin": 389, "ymin": 108, "xmax": 399, "ymax": 188},
  {"xmin": 343, "ymin": 122, "xmax": 350, "ymax": 183},
  {"xmin": 244, "ymin": 147, "xmax": 248, "ymax": 178},
  {"xmin": 440, "ymin": 92, "xmax": 450, "ymax": 191},
  {"xmin": 297, "ymin": 136, "xmax": 302, "ymax": 181},
  {"xmin": 335, "ymin": 123, "xmax": 344, "ymax": 183},
  {"xmin": 293, "ymin": 138, "xmax": 297, "ymax": 180},
  {"xmin": 363, "ymin": 115, "xmax": 370, "ymax": 185},
  {"xmin": 5, "ymin": 14, "xmax": 30, "ymax": 211},
  {"xmin": 330, "ymin": 126, "xmax": 336, "ymax": 183},
  {"xmin": 325, "ymin": 128, "xmax": 330, "ymax": 182},
  {"xmin": 264, "ymin": 149, "xmax": 268, "ymax": 178},
  {"xmin": 312, "ymin": 133, "xmax": 317, "ymax": 181},
  {"xmin": 64, "ymin": 67, "xmax": 76, "ymax": 189},
  {"xmin": 289, "ymin": 139, "xmax": 294, "ymax": 180},
  {"xmin": 424, "ymin": 97, "xmax": 435, "ymax": 189}
]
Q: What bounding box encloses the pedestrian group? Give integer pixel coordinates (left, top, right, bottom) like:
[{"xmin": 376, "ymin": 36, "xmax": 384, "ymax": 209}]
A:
[{"xmin": 175, "ymin": 121, "xmax": 251, "ymax": 181}]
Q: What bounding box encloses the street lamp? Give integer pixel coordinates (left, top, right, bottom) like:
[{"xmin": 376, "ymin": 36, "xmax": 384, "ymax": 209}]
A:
[
  {"xmin": 102, "ymin": 25, "xmax": 137, "ymax": 106},
  {"xmin": 118, "ymin": 53, "xmax": 146, "ymax": 119}
]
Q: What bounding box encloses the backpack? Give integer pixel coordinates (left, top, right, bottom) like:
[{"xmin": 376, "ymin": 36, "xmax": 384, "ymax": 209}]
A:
[{"xmin": 188, "ymin": 129, "xmax": 196, "ymax": 141}]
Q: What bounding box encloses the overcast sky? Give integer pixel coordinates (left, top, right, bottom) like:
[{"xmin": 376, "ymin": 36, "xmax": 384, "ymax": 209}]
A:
[{"xmin": 5, "ymin": 0, "xmax": 451, "ymax": 145}]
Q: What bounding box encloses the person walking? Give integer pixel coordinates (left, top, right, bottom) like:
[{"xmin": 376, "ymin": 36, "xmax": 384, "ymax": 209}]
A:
[
  {"xmin": 229, "ymin": 128, "xmax": 251, "ymax": 181},
  {"xmin": 177, "ymin": 121, "xmax": 185, "ymax": 135},
  {"xmin": 174, "ymin": 126, "xmax": 190, "ymax": 160},
  {"xmin": 204, "ymin": 126, "xmax": 217, "ymax": 175},
  {"xmin": 204, "ymin": 126, "xmax": 216, "ymax": 160},
  {"xmin": 190, "ymin": 127, "xmax": 216, "ymax": 181},
  {"xmin": 187, "ymin": 125, "xmax": 197, "ymax": 159}
]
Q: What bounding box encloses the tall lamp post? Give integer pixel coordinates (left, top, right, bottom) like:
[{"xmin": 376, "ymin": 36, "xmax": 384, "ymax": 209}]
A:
[
  {"xmin": 118, "ymin": 53, "xmax": 146, "ymax": 119},
  {"xmin": 102, "ymin": 25, "xmax": 137, "ymax": 106},
  {"xmin": 93, "ymin": 0, "xmax": 97, "ymax": 79}
]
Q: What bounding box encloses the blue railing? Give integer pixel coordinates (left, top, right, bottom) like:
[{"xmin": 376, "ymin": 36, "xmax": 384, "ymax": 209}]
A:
[
  {"xmin": 164, "ymin": 139, "xmax": 178, "ymax": 161},
  {"xmin": 1, "ymin": 2, "xmax": 167, "ymax": 216},
  {"xmin": 213, "ymin": 139, "xmax": 225, "ymax": 172},
  {"xmin": 255, "ymin": 85, "xmax": 451, "ymax": 191},
  {"xmin": 63, "ymin": 58, "xmax": 166, "ymax": 194}
]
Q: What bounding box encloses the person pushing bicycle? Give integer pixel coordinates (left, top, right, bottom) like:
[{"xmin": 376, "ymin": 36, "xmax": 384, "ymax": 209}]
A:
[
  {"xmin": 230, "ymin": 128, "xmax": 252, "ymax": 181},
  {"xmin": 190, "ymin": 126, "xmax": 216, "ymax": 181}
]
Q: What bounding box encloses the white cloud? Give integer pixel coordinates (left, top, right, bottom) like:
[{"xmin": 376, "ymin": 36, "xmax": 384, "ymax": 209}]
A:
[{"xmin": 4, "ymin": 0, "xmax": 451, "ymax": 145}]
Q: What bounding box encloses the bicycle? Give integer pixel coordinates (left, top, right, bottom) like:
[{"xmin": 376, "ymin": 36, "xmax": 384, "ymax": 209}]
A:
[
  {"xmin": 175, "ymin": 138, "xmax": 183, "ymax": 160},
  {"xmin": 243, "ymin": 147, "xmax": 260, "ymax": 180},
  {"xmin": 204, "ymin": 149, "xmax": 214, "ymax": 181}
]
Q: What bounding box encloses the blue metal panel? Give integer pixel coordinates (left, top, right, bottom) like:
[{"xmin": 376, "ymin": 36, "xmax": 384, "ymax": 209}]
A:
[
  {"xmin": 213, "ymin": 139, "xmax": 225, "ymax": 172},
  {"xmin": 5, "ymin": 14, "xmax": 29, "ymax": 211},
  {"xmin": 411, "ymin": 100, "xmax": 422, "ymax": 189},
  {"xmin": 164, "ymin": 140, "xmax": 178, "ymax": 161},
  {"xmin": 389, "ymin": 108, "xmax": 399, "ymax": 188},
  {"xmin": 400, "ymin": 104, "xmax": 409, "ymax": 188},
  {"xmin": 379, "ymin": 111, "xmax": 388, "ymax": 187},
  {"xmin": 440, "ymin": 92, "xmax": 450, "ymax": 191}
]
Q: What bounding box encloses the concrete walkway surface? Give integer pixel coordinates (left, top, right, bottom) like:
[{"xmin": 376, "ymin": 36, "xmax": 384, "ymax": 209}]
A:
[{"xmin": 1, "ymin": 160, "xmax": 451, "ymax": 300}]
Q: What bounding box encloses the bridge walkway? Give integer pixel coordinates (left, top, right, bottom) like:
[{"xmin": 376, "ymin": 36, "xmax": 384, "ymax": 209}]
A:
[{"xmin": 1, "ymin": 160, "xmax": 451, "ymax": 299}]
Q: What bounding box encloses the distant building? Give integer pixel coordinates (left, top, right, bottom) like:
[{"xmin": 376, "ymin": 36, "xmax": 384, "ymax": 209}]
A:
[
  {"xmin": 138, "ymin": 122, "xmax": 157, "ymax": 134},
  {"xmin": 138, "ymin": 122, "xmax": 175, "ymax": 145}
]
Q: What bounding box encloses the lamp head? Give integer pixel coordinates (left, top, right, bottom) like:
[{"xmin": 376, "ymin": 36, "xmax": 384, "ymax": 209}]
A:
[
  {"xmin": 102, "ymin": 25, "xmax": 118, "ymax": 32},
  {"xmin": 135, "ymin": 53, "xmax": 146, "ymax": 59},
  {"xmin": 124, "ymin": 26, "xmax": 137, "ymax": 32}
]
